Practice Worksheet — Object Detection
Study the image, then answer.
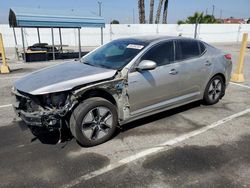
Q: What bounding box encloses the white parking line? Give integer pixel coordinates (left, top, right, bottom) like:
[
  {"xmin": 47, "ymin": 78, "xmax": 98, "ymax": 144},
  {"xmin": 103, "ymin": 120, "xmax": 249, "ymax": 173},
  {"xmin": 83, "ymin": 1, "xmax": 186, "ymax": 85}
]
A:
[
  {"xmin": 0, "ymin": 104, "xmax": 12, "ymax": 109},
  {"xmin": 230, "ymin": 82, "xmax": 250, "ymax": 89},
  {"xmin": 0, "ymin": 76, "xmax": 23, "ymax": 80},
  {"xmin": 62, "ymin": 108, "xmax": 250, "ymax": 188}
]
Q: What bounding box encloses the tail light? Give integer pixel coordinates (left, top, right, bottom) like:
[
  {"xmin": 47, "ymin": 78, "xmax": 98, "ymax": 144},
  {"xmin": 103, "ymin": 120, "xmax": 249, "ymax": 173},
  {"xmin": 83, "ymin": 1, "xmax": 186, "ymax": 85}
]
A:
[{"xmin": 224, "ymin": 54, "xmax": 232, "ymax": 60}]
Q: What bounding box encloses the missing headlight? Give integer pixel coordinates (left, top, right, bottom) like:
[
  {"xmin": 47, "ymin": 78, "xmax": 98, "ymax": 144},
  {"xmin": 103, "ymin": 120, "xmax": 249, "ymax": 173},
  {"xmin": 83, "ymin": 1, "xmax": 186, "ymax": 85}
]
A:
[{"xmin": 43, "ymin": 92, "xmax": 68, "ymax": 108}]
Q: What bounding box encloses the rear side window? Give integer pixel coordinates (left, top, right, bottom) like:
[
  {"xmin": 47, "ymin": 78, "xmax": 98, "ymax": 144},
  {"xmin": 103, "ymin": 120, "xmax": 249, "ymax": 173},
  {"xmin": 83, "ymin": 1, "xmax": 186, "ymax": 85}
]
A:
[
  {"xmin": 199, "ymin": 42, "xmax": 206, "ymax": 54},
  {"xmin": 177, "ymin": 40, "xmax": 200, "ymax": 60},
  {"xmin": 141, "ymin": 41, "xmax": 174, "ymax": 66}
]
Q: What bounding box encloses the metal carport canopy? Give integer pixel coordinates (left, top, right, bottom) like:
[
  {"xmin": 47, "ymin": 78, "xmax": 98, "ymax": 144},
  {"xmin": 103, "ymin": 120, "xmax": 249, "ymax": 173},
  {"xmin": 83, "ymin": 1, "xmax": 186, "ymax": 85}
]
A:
[
  {"xmin": 9, "ymin": 7, "xmax": 105, "ymax": 62},
  {"xmin": 9, "ymin": 7, "xmax": 105, "ymax": 28}
]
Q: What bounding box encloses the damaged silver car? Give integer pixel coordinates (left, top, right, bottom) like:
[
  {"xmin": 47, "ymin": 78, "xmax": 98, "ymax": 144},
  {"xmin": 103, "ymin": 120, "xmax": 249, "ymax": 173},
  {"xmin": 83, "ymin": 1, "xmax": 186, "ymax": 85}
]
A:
[{"xmin": 12, "ymin": 36, "xmax": 232, "ymax": 146}]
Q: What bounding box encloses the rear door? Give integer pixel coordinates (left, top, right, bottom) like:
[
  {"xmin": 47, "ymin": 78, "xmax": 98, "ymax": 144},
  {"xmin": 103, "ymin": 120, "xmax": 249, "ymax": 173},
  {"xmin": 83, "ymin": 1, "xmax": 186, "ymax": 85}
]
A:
[{"xmin": 175, "ymin": 39, "xmax": 213, "ymax": 98}]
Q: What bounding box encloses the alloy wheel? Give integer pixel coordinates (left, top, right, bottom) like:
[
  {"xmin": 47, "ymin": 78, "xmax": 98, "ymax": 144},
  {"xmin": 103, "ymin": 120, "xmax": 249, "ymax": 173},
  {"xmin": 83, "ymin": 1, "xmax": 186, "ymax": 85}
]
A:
[
  {"xmin": 208, "ymin": 78, "xmax": 222, "ymax": 102},
  {"xmin": 81, "ymin": 107, "xmax": 113, "ymax": 141}
]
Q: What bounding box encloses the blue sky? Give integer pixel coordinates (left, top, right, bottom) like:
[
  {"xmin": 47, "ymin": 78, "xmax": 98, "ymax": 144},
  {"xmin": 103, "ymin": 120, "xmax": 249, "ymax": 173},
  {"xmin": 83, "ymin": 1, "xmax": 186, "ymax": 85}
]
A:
[{"xmin": 0, "ymin": 0, "xmax": 249, "ymax": 24}]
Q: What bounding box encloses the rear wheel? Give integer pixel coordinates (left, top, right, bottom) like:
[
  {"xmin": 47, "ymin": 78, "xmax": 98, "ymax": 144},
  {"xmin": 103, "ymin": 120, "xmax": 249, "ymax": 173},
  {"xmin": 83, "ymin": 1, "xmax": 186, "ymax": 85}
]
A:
[
  {"xmin": 70, "ymin": 97, "xmax": 118, "ymax": 147},
  {"xmin": 203, "ymin": 75, "xmax": 225, "ymax": 105}
]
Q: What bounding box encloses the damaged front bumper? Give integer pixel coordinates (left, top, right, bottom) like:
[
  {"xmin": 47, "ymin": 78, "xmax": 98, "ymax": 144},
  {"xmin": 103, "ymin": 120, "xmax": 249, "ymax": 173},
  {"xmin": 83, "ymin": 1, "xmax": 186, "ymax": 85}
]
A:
[
  {"xmin": 17, "ymin": 110, "xmax": 42, "ymax": 126},
  {"xmin": 12, "ymin": 88, "xmax": 74, "ymax": 129},
  {"xmin": 14, "ymin": 108, "xmax": 61, "ymax": 128}
]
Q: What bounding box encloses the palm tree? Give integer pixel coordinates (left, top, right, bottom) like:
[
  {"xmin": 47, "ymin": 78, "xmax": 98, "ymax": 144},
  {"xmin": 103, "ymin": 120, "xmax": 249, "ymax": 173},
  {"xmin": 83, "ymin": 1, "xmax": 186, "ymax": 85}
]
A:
[
  {"xmin": 138, "ymin": 0, "xmax": 145, "ymax": 23},
  {"xmin": 186, "ymin": 12, "xmax": 203, "ymax": 23},
  {"xmin": 202, "ymin": 14, "xmax": 217, "ymax": 23},
  {"xmin": 155, "ymin": 0, "xmax": 164, "ymax": 23},
  {"xmin": 177, "ymin": 20, "xmax": 186, "ymax": 25},
  {"xmin": 162, "ymin": 0, "xmax": 169, "ymax": 24},
  {"xmin": 149, "ymin": 0, "xmax": 154, "ymax": 24},
  {"xmin": 110, "ymin": 20, "xmax": 120, "ymax": 24},
  {"xmin": 178, "ymin": 12, "xmax": 218, "ymax": 24}
]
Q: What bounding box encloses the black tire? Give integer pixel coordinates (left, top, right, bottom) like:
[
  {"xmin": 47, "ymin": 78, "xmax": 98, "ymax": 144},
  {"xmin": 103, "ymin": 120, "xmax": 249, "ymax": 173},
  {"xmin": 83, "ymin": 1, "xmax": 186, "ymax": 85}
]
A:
[
  {"xmin": 203, "ymin": 75, "xmax": 225, "ymax": 105},
  {"xmin": 70, "ymin": 97, "xmax": 118, "ymax": 147}
]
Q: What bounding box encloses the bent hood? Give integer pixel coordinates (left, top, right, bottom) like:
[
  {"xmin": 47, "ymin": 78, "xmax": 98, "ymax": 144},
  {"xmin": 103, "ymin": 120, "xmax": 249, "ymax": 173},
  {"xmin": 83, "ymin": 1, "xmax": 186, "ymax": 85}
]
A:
[{"xmin": 14, "ymin": 61, "xmax": 117, "ymax": 95}]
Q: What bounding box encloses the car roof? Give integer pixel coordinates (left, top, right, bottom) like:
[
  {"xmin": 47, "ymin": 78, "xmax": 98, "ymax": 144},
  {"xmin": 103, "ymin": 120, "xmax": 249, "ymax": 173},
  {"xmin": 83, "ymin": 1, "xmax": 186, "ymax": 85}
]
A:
[{"xmin": 115, "ymin": 35, "xmax": 197, "ymax": 44}]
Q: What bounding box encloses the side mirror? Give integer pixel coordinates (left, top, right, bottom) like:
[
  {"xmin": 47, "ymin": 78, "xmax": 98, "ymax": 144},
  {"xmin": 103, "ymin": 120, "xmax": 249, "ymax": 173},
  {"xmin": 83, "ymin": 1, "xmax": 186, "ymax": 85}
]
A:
[{"xmin": 137, "ymin": 60, "xmax": 157, "ymax": 71}]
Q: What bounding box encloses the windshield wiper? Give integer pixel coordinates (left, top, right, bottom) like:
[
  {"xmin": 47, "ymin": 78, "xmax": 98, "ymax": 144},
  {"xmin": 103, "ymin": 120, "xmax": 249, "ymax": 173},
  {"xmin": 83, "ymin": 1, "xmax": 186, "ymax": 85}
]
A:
[
  {"xmin": 82, "ymin": 61, "xmax": 95, "ymax": 67},
  {"xmin": 82, "ymin": 61, "xmax": 115, "ymax": 70},
  {"xmin": 97, "ymin": 64, "xmax": 116, "ymax": 70}
]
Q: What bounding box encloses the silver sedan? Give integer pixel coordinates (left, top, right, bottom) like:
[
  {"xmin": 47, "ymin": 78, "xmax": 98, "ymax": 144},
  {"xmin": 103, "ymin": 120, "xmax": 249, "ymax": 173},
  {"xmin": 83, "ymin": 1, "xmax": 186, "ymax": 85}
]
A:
[{"xmin": 13, "ymin": 36, "xmax": 232, "ymax": 146}]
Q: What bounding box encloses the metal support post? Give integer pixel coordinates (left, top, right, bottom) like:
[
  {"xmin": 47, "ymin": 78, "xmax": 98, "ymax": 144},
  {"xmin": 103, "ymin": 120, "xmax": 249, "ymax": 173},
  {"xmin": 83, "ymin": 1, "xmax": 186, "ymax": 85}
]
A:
[
  {"xmin": 59, "ymin": 28, "xmax": 63, "ymax": 51},
  {"xmin": 12, "ymin": 27, "xmax": 19, "ymax": 60},
  {"xmin": 101, "ymin": 27, "xmax": 103, "ymax": 45},
  {"xmin": 21, "ymin": 27, "xmax": 26, "ymax": 62},
  {"xmin": 37, "ymin": 28, "xmax": 41, "ymax": 43},
  {"xmin": 51, "ymin": 27, "xmax": 55, "ymax": 60},
  {"xmin": 78, "ymin": 28, "xmax": 81, "ymax": 59}
]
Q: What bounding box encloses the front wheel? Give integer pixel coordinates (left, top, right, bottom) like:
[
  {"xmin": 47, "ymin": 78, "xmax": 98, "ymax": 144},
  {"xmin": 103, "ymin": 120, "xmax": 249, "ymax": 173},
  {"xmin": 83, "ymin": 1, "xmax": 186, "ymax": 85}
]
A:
[
  {"xmin": 203, "ymin": 75, "xmax": 225, "ymax": 105},
  {"xmin": 70, "ymin": 97, "xmax": 118, "ymax": 147}
]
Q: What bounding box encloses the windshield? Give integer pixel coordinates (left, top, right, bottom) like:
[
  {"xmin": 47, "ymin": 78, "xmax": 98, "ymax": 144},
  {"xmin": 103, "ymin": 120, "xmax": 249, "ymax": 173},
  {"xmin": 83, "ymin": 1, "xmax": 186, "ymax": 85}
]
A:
[{"xmin": 80, "ymin": 39, "xmax": 149, "ymax": 70}]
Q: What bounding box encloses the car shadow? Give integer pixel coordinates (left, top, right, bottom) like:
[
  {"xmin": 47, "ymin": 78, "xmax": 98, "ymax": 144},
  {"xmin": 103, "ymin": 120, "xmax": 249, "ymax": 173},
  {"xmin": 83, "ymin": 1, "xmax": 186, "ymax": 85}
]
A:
[
  {"xmin": 28, "ymin": 126, "xmax": 73, "ymax": 145},
  {"xmin": 118, "ymin": 101, "xmax": 202, "ymax": 134}
]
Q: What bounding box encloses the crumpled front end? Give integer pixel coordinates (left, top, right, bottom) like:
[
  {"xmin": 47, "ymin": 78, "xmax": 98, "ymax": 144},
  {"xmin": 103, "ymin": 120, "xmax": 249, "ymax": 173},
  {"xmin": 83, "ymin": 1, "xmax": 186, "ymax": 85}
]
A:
[
  {"xmin": 12, "ymin": 87, "xmax": 75, "ymax": 130},
  {"xmin": 12, "ymin": 67, "xmax": 131, "ymax": 129}
]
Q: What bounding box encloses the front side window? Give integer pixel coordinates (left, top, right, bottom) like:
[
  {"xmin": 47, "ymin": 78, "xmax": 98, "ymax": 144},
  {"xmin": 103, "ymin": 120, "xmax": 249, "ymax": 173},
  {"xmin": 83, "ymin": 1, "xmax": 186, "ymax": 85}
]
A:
[
  {"xmin": 177, "ymin": 40, "xmax": 200, "ymax": 60},
  {"xmin": 141, "ymin": 41, "xmax": 174, "ymax": 66},
  {"xmin": 81, "ymin": 39, "xmax": 149, "ymax": 70}
]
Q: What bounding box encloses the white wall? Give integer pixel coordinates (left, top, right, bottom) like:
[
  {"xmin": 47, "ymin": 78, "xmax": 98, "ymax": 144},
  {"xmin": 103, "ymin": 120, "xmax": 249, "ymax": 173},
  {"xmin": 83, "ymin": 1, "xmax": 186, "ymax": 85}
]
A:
[{"xmin": 0, "ymin": 24, "xmax": 250, "ymax": 48}]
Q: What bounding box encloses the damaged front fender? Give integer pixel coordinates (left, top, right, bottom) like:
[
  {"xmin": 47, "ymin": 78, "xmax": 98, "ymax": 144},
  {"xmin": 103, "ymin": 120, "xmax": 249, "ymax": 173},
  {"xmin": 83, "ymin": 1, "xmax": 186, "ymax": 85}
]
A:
[{"xmin": 72, "ymin": 68, "xmax": 131, "ymax": 122}]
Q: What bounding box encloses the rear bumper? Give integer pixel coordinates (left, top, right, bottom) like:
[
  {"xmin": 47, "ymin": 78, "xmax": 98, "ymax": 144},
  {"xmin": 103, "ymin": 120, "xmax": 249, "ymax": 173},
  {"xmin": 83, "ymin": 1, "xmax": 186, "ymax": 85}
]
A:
[{"xmin": 225, "ymin": 60, "xmax": 233, "ymax": 85}]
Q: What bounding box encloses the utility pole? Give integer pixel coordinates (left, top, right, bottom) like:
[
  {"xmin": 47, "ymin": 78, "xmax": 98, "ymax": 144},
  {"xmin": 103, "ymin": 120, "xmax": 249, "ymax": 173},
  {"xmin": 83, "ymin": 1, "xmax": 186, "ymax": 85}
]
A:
[
  {"xmin": 205, "ymin": 8, "xmax": 208, "ymax": 15},
  {"xmin": 98, "ymin": 1, "xmax": 102, "ymax": 16},
  {"xmin": 133, "ymin": 8, "xmax": 135, "ymax": 24},
  {"xmin": 220, "ymin": 9, "xmax": 222, "ymax": 19},
  {"xmin": 212, "ymin": 5, "xmax": 215, "ymax": 16}
]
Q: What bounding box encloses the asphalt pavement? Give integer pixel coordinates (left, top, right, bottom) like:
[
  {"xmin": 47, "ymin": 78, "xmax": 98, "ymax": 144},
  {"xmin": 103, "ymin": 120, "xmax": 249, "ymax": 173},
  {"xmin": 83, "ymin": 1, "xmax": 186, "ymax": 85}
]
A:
[{"xmin": 0, "ymin": 43, "xmax": 250, "ymax": 188}]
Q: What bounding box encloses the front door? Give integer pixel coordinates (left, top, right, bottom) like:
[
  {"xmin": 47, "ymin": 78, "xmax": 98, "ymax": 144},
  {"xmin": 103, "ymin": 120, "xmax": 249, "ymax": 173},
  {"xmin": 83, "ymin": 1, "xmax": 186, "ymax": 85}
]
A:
[{"xmin": 128, "ymin": 41, "xmax": 181, "ymax": 114}]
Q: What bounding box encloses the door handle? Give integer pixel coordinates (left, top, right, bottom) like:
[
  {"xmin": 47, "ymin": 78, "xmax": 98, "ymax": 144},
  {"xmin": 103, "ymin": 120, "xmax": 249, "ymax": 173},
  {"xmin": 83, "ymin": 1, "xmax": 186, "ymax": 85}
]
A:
[
  {"xmin": 169, "ymin": 69, "xmax": 178, "ymax": 75},
  {"xmin": 205, "ymin": 60, "xmax": 212, "ymax": 66}
]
